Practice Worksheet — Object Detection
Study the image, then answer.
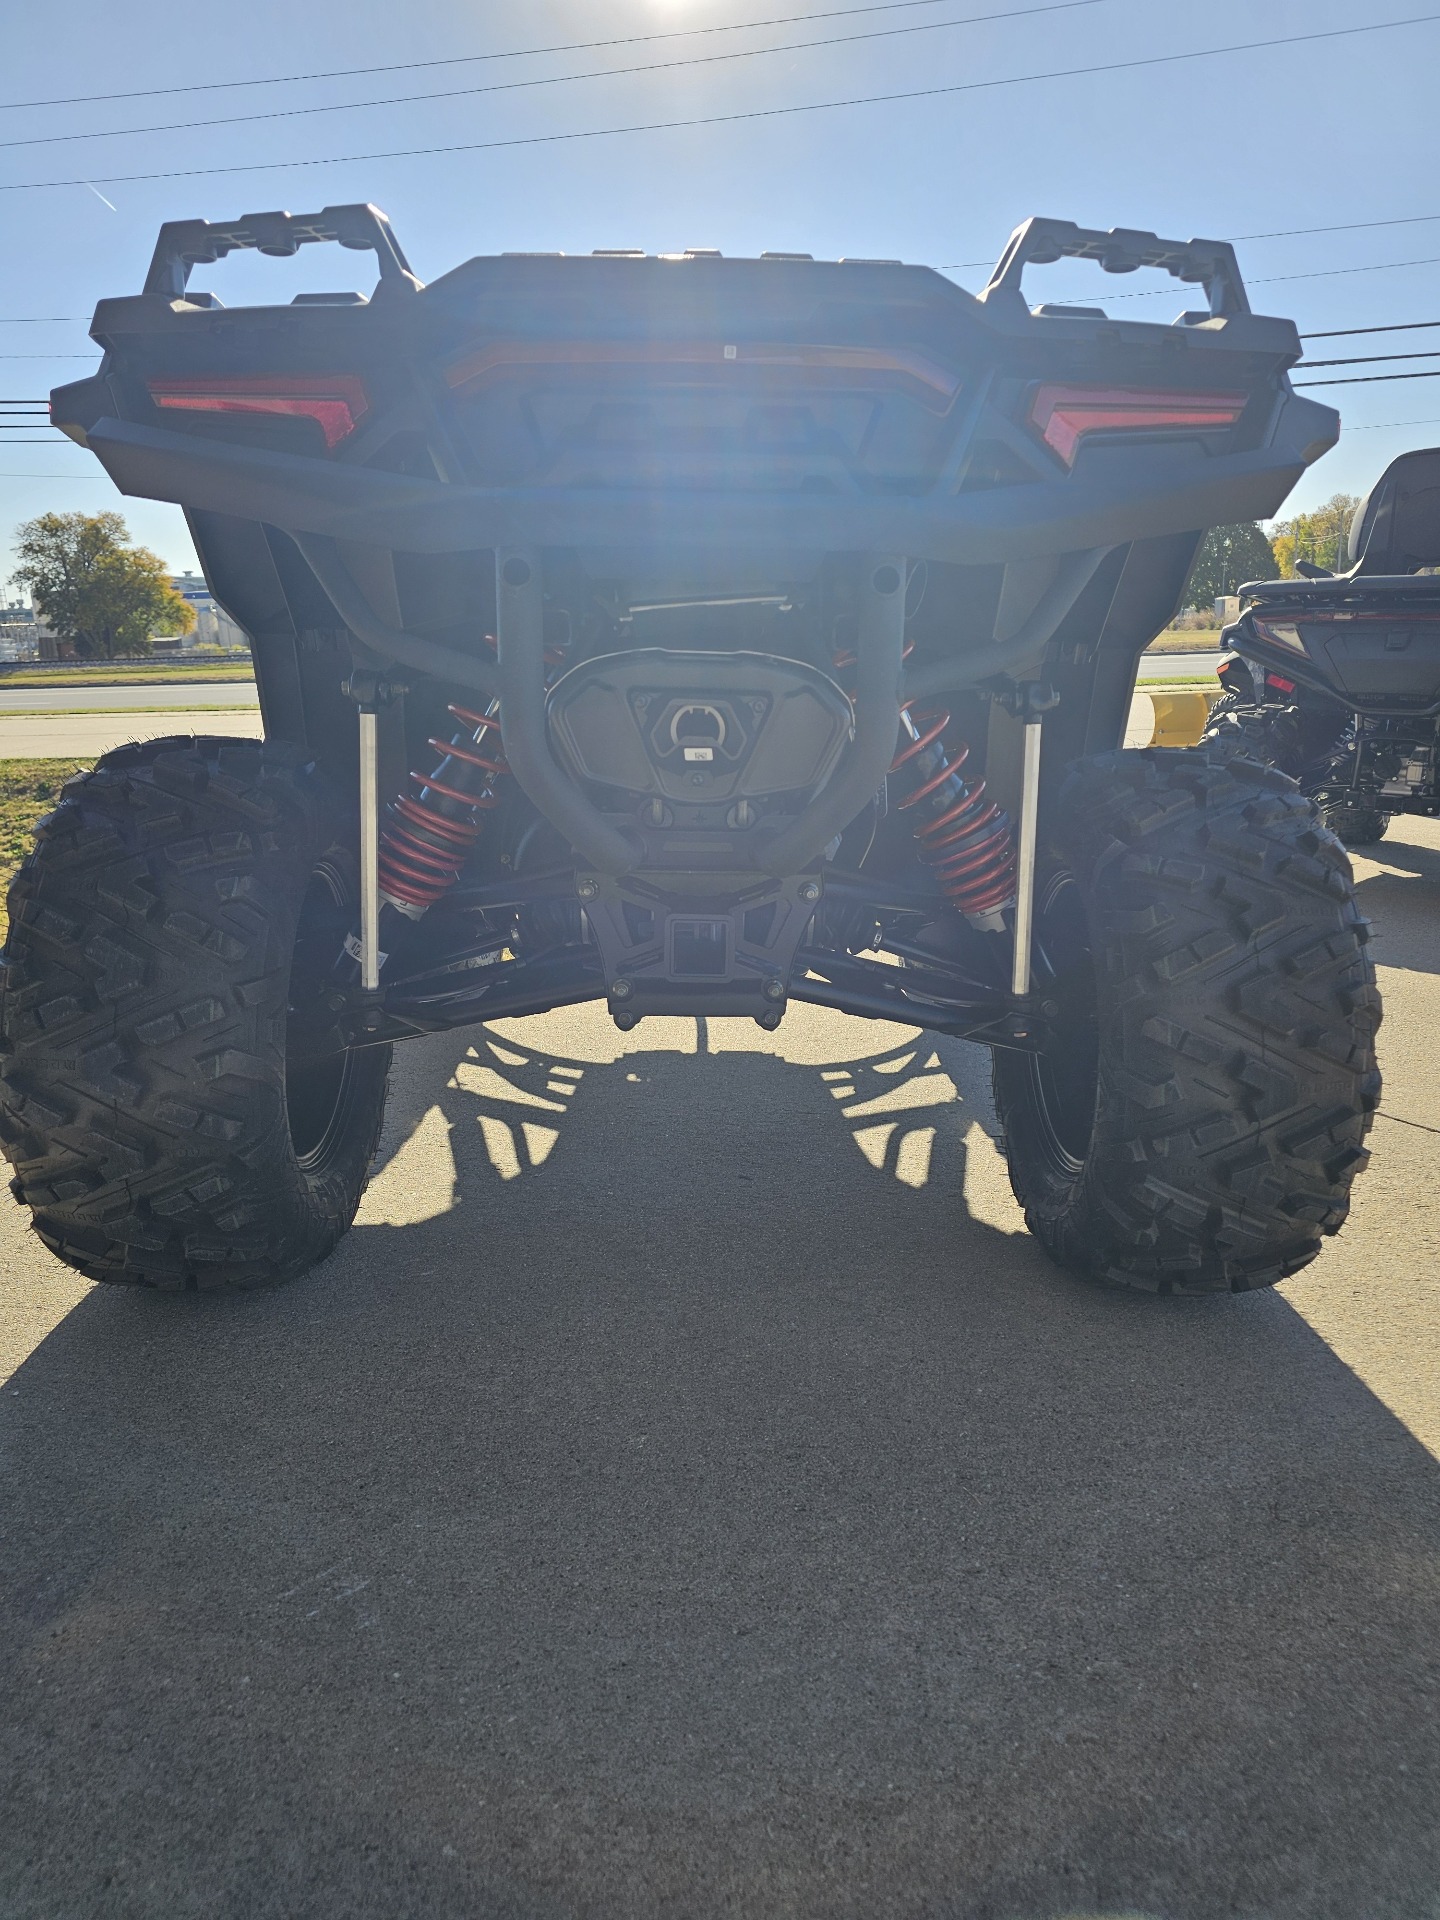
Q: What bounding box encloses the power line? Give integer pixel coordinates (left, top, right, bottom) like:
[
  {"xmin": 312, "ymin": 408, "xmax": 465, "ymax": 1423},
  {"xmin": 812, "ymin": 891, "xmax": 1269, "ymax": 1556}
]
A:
[
  {"xmin": 0, "ymin": 1, "xmax": 1103, "ymax": 155},
  {"xmin": 2, "ymin": 13, "xmax": 1435, "ymax": 196},
  {"xmin": 0, "ymin": 0, "xmax": 1013, "ymax": 115},
  {"xmin": 1216, "ymin": 254, "xmax": 1440, "ymax": 292},
  {"xmin": 1295, "ymin": 368, "xmax": 1440, "ymax": 387},
  {"xmin": 1299, "ymin": 348, "xmax": 1440, "ymax": 369},
  {"xmin": 1347, "ymin": 415, "xmax": 1440, "ymax": 430},
  {"xmin": 1031, "ymin": 250, "xmax": 1440, "ymax": 303},
  {"xmin": 943, "ymin": 209, "xmax": 1440, "ymax": 272},
  {"xmin": 1303, "ymin": 318, "xmax": 1440, "ymax": 339}
]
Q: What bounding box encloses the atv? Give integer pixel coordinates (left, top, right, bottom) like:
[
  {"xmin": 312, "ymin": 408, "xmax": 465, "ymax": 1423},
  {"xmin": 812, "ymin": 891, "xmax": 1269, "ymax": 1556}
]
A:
[
  {"xmin": 1, "ymin": 206, "xmax": 1379, "ymax": 1296},
  {"xmin": 1203, "ymin": 447, "xmax": 1440, "ymax": 850}
]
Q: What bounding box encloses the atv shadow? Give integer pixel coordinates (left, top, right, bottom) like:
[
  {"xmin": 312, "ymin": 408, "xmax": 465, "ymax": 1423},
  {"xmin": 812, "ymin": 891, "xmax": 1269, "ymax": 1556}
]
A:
[
  {"xmin": 1349, "ymin": 814, "xmax": 1440, "ymax": 979},
  {"xmin": 0, "ymin": 1006, "xmax": 1437, "ymax": 1920}
]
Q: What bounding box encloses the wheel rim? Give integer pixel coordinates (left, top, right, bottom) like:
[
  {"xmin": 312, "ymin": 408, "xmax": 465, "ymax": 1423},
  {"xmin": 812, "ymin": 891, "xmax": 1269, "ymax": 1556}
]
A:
[
  {"xmin": 1023, "ymin": 870, "xmax": 1100, "ymax": 1180},
  {"xmin": 285, "ymin": 860, "xmax": 360, "ymax": 1172}
]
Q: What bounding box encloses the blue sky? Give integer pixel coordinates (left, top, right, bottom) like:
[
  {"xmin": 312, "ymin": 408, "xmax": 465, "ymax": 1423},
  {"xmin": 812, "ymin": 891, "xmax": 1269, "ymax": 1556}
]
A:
[{"xmin": 3, "ymin": 0, "xmax": 1437, "ymax": 585}]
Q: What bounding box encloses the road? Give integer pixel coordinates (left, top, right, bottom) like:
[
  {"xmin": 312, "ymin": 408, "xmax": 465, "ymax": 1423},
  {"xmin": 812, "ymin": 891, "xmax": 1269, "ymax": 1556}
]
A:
[
  {"xmin": 0, "ymin": 681, "xmax": 260, "ymax": 759},
  {"xmin": 1137, "ymin": 647, "xmax": 1229, "ymax": 681},
  {"xmin": 0, "ymin": 674, "xmax": 1200, "ymax": 761},
  {"xmin": 0, "ymin": 681, "xmax": 257, "ymax": 712},
  {"xmin": 0, "ymin": 665, "xmax": 1217, "ymax": 712},
  {"xmin": 1, "ymin": 816, "xmax": 1435, "ymax": 1918}
]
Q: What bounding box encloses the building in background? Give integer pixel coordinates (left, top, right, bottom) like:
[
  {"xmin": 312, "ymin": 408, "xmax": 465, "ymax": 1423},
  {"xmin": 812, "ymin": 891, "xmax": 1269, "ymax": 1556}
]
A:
[
  {"xmin": 168, "ymin": 573, "xmax": 250, "ymax": 652},
  {"xmin": 0, "ymin": 580, "xmax": 249, "ymax": 661},
  {"xmin": 0, "ymin": 601, "xmax": 53, "ymax": 662}
]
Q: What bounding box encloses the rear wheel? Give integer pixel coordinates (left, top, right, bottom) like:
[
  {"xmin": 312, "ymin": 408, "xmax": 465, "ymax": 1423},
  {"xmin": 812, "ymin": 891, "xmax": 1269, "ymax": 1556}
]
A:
[
  {"xmin": 0, "ymin": 736, "xmax": 390, "ymax": 1290},
  {"xmin": 1200, "ymin": 696, "xmax": 1327, "ymax": 780},
  {"xmin": 993, "ymin": 747, "xmax": 1380, "ymax": 1295},
  {"xmin": 1321, "ymin": 801, "xmax": 1391, "ymax": 850}
]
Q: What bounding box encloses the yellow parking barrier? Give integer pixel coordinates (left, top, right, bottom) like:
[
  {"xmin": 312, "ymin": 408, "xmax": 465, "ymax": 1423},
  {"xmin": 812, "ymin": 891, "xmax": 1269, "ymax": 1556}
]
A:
[{"xmin": 1147, "ymin": 686, "xmax": 1221, "ymax": 748}]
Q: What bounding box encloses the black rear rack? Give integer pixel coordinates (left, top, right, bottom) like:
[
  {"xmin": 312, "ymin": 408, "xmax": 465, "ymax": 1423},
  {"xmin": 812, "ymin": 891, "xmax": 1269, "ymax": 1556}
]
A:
[
  {"xmin": 142, "ymin": 204, "xmax": 423, "ymax": 302},
  {"xmin": 982, "ymin": 217, "xmax": 1251, "ymax": 320}
]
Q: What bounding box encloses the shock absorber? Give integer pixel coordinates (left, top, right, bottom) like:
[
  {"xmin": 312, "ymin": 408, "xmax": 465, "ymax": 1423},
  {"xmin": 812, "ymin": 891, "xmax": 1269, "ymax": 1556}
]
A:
[
  {"xmin": 834, "ymin": 637, "xmax": 1017, "ymax": 929},
  {"xmin": 376, "ymin": 701, "xmax": 507, "ymax": 912},
  {"xmin": 891, "ymin": 699, "xmax": 1016, "ymax": 928},
  {"xmin": 354, "ymin": 633, "xmax": 568, "ymax": 972}
]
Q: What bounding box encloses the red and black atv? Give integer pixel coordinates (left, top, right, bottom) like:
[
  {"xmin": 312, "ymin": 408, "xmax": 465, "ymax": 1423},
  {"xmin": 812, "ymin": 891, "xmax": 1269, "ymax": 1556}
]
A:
[
  {"xmin": 0, "ymin": 208, "xmax": 1378, "ymax": 1297},
  {"xmin": 1204, "ymin": 447, "xmax": 1440, "ymax": 849}
]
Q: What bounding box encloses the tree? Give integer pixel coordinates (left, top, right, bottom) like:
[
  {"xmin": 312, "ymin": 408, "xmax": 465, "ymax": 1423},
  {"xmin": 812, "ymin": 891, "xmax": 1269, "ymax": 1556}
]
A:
[
  {"xmin": 1183, "ymin": 521, "xmax": 1277, "ymax": 610},
  {"xmin": 10, "ymin": 511, "xmax": 195, "ymax": 659},
  {"xmin": 1270, "ymin": 493, "xmax": 1361, "ymax": 577}
]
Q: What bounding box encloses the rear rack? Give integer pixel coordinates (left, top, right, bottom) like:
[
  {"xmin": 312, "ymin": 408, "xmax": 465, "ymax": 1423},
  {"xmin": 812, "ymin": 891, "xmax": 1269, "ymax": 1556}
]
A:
[
  {"xmin": 981, "ymin": 218, "xmax": 1251, "ymax": 321},
  {"xmin": 142, "ymin": 204, "xmax": 423, "ymax": 302}
]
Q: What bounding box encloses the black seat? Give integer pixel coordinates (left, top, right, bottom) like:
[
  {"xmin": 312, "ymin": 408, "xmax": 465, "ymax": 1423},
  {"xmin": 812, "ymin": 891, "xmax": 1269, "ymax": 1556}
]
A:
[{"xmin": 1348, "ymin": 446, "xmax": 1440, "ymax": 573}]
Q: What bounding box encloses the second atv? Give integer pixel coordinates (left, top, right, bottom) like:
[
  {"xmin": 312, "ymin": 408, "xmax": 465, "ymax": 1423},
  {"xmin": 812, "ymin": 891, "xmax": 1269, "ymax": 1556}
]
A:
[{"xmin": 1204, "ymin": 447, "xmax": 1440, "ymax": 848}]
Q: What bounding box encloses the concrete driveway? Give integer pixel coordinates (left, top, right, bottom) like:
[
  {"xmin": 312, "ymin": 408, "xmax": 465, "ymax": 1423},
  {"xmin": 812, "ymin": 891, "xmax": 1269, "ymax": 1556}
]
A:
[
  {"xmin": 0, "ymin": 710, "xmax": 263, "ymax": 759},
  {"xmin": 0, "ymin": 822, "xmax": 1436, "ymax": 1919}
]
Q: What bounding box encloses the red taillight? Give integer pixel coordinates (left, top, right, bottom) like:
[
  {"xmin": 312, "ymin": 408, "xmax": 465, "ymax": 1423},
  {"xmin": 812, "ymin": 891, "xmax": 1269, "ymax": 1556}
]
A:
[
  {"xmin": 444, "ymin": 340, "xmax": 962, "ymax": 412},
  {"xmin": 1029, "ymin": 384, "xmax": 1246, "ymax": 467},
  {"xmin": 1264, "ymin": 671, "xmax": 1297, "ymax": 693},
  {"xmin": 147, "ymin": 374, "xmax": 369, "ymax": 449}
]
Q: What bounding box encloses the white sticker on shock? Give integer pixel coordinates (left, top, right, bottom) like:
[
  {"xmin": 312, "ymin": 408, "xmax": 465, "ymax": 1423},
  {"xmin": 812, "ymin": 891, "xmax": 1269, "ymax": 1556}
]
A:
[{"xmin": 343, "ymin": 932, "xmax": 389, "ymax": 968}]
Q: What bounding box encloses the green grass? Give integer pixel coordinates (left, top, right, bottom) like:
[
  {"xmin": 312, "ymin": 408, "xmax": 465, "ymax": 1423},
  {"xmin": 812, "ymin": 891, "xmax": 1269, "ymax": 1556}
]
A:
[
  {"xmin": 0, "ymin": 760, "xmax": 86, "ymax": 941},
  {"xmin": 0, "ymin": 662, "xmax": 254, "ymax": 689}
]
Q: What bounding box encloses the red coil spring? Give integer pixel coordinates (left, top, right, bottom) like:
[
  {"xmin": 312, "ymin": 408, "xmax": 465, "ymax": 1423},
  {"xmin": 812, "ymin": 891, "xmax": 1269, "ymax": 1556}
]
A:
[
  {"xmin": 375, "ymin": 633, "xmax": 569, "ymax": 912},
  {"xmin": 834, "ymin": 643, "xmax": 1016, "ymax": 919},
  {"xmin": 377, "ymin": 703, "xmax": 508, "ymax": 909},
  {"xmin": 892, "ymin": 702, "xmax": 1016, "ymax": 918}
]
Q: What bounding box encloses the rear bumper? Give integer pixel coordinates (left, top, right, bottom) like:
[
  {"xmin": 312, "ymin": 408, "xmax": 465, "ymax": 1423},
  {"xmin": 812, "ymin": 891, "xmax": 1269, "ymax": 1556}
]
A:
[
  {"xmin": 1226, "ymin": 590, "xmax": 1440, "ymax": 717},
  {"xmin": 88, "ymin": 415, "xmax": 1313, "ymax": 567}
]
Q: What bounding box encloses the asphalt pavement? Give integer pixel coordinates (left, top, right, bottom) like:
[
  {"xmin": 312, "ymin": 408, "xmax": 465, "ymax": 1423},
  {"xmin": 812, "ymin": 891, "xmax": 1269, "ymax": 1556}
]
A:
[
  {"xmin": 0, "ymin": 662, "xmax": 1213, "ymax": 713},
  {"xmin": 0, "ymin": 671, "xmax": 1198, "ymax": 761},
  {"xmin": 1135, "ymin": 649, "xmax": 1228, "ymax": 681},
  {"xmin": 0, "ymin": 682, "xmax": 257, "ymax": 712},
  {"xmin": 0, "ymin": 681, "xmax": 260, "ymax": 759},
  {"xmin": 1, "ymin": 814, "xmax": 1436, "ymax": 1918}
]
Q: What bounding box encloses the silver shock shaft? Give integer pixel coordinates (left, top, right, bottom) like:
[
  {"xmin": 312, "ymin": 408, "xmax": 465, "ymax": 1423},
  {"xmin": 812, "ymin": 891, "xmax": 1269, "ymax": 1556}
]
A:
[
  {"xmin": 357, "ymin": 705, "xmax": 381, "ymax": 993},
  {"xmin": 1010, "ymin": 713, "xmax": 1044, "ymax": 999}
]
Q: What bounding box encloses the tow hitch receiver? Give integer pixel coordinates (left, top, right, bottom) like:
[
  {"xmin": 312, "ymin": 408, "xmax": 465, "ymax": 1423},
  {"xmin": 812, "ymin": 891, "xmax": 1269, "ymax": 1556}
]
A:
[{"xmin": 577, "ymin": 873, "xmax": 824, "ymax": 1028}]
